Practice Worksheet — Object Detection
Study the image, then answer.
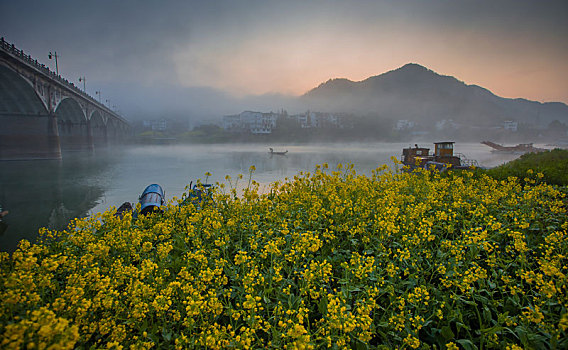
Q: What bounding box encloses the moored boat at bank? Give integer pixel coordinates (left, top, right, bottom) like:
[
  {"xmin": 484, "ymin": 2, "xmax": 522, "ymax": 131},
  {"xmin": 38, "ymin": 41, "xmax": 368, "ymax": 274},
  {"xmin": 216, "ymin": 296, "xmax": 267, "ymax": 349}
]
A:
[
  {"xmin": 115, "ymin": 182, "xmax": 213, "ymax": 218},
  {"xmin": 481, "ymin": 141, "xmax": 546, "ymax": 154},
  {"xmin": 401, "ymin": 141, "xmax": 478, "ymax": 171}
]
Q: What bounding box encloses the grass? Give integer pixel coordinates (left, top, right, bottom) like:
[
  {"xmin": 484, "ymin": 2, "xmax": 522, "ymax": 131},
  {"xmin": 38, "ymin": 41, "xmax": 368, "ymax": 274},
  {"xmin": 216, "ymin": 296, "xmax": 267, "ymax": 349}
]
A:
[{"xmin": 483, "ymin": 148, "xmax": 568, "ymax": 186}]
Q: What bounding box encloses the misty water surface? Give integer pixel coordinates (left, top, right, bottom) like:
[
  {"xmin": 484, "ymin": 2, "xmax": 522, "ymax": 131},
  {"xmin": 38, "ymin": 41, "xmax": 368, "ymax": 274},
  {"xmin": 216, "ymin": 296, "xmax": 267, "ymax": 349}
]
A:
[{"xmin": 0, "ymin": 142, "xmax": 522, "ymax": 252}]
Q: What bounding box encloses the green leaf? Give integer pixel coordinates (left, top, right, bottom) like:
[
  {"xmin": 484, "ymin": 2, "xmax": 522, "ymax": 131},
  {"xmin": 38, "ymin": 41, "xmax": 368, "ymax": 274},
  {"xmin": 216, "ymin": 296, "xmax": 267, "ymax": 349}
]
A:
[
  {"xmin": 441, "ymin": 326, "xmax": 455, "ymax": 340},
  {"xmin": 482, "ymin": 306, "xmax": 492, "ymax": 324},
  {"xmin": 456, "ymin": 339, "xmax": 478, "ymax": 350},
  {"xmin": 515, "ymin": 326, "xmax": 529, "ymax": 345},
  {"xmin": 355, "ymin": 338, "xmax": 369, "ymax": 350},
  {"xmin": 318, "ymin": 296, "xmax": 328, "ymax": 315},
  {"xmin": 480, "ymin": 325, "xmax": 504, "ymax": 335},
  {"xmin": 162, "ymin": 329, "xmax": 172, "ymax": 341}
]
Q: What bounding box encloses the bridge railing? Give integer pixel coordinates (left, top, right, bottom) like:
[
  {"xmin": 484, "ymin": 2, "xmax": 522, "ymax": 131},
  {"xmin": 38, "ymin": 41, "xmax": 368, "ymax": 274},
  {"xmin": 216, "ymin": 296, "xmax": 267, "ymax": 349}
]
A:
[
  {"xmin": 1, "ymin": 37, "xmax": 51, "ymax": 75},
  {"xmin": 0, "ymin": 37, "xmax": 127, "ymax": 124}
]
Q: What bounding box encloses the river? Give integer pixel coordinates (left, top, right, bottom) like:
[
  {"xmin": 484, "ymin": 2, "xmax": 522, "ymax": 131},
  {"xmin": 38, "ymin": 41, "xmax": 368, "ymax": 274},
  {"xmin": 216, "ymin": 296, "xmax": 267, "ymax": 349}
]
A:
[{"xmin": 0, "ymin": 142, "xmax": 524, "ymax": 252}]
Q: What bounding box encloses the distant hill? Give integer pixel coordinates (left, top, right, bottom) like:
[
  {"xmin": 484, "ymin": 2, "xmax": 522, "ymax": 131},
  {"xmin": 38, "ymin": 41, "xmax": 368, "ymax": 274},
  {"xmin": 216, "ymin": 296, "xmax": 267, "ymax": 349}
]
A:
[{"xmin": 301, "ymin": 63, "xmax": 568, "ymax": 128}]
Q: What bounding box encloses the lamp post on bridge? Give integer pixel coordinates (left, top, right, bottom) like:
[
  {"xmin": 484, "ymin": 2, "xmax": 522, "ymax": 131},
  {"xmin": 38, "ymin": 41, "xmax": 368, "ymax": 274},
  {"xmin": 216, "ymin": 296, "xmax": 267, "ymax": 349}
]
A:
[
  {"xmin": 79, "ymin": 76, "xmax": 86, "ymax": 92},
  {"xmin": 95, "ymin": 90, "xmax": 101, "ymax": 103},
  {"xmin": 48, "ymin": 51, "xmax": 59, "ymax": 76},
  {"xmin": 106, "ymin": 99, "xmax": 111, "ymax": 109}
]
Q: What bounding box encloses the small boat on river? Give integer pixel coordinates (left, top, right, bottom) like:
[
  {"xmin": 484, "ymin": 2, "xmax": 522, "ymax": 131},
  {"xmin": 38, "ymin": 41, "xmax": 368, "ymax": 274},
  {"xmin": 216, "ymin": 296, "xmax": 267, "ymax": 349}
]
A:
[{"xmin": 269, "ymin": 148, "xmax": 288, "ymax": 156}]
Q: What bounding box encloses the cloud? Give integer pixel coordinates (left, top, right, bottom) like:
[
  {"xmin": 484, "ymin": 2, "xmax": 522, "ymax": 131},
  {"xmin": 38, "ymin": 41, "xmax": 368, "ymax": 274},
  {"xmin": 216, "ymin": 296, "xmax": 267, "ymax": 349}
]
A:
[{"xmin": 1, "ymin": 0, "xmax": 567, "ymax": 116}]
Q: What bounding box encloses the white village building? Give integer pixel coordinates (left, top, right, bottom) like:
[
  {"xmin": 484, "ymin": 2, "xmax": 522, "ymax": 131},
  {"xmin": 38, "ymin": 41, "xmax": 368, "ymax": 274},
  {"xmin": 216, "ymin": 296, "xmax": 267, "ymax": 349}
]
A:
[{"xmin": 223, "ymin": 111, "xmax": 279, "ymax": 134}]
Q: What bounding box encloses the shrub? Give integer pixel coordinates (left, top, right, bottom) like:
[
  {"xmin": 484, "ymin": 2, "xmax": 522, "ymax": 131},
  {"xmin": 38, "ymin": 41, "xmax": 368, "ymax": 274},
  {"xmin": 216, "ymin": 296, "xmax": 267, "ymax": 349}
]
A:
[{"xmin": 485, "ymin": 149, "xmax": 568, "ymax": 186}]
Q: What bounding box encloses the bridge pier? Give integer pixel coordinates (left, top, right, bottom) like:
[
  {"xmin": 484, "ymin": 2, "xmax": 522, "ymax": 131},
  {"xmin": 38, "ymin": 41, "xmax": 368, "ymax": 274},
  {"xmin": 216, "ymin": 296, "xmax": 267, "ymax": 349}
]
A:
[
  {"xmin": 58, "ymin": 120, "xmax": 94, "ymax": 152},
  {"xmin": 86, "ymin": 122, "xmax": 95, "ymax": 151},
  {"xmin": 91, "ymin": 125, "xmax": 108, "ymax": 148},
  {"xmin": 47, "ymin": 113, "xmax": 62, "ymax": 158},
  {"xmin": 0, "ymin": 113, "xmax": 62, "ymax": 160}
]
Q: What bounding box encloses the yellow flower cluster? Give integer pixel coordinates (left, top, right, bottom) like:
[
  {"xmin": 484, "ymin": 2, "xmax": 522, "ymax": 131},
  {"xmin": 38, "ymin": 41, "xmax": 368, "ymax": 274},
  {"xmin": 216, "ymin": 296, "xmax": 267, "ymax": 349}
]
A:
[{"xmin": 1, "ymin": 164, "xmax": 567, "ymax": 349}]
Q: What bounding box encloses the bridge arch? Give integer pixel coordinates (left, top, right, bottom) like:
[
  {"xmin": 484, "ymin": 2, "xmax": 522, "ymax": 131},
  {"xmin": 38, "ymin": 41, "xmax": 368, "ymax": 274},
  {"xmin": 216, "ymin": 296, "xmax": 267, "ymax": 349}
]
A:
[
  {"xmin": 89, "ymin": 110, "xmax": 107, "ymax": 147},
  {"xmin": 0, "ymin": 64, "xmax": 48, "ymax": 115},
  {"xmin": 106, "ymin": 117, "xmax": 120, "ymax": 144},
  {"xmin": 0, "ymin": 64, "xmax": 60, "ymax": 159},
  {"xmin": 55, "ymin": 97, "xmax": 90, "ymax": 151}
]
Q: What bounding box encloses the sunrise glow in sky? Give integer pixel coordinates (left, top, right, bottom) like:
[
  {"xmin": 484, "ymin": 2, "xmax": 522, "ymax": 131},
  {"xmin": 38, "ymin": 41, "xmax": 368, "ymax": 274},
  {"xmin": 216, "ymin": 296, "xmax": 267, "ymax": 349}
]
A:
[{"xmin": 1, "ymin": 0, "xmax": 567, "ymax": 110}]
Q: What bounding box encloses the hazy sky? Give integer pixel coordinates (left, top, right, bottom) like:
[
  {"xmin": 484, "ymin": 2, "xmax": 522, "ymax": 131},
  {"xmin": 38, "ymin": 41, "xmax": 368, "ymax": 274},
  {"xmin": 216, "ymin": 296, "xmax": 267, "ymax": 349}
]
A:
[{"xmin": 1, "ymin": 0, "xmax": 567, "ymax": 118}]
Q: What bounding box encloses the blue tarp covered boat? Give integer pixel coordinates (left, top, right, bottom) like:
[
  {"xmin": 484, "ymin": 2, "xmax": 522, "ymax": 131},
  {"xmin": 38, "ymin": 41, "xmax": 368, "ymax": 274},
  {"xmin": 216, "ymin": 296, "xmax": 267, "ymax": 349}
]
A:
[{"xmin": 139, "ymin": 184, "xmax": 165, "ymax": 215}]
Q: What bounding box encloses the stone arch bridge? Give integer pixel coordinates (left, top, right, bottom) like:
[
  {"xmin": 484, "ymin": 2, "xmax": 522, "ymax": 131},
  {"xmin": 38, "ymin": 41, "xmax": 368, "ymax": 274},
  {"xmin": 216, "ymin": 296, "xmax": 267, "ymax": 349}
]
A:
[{"xmin": 1, "ymin": 38, "xmax": 130, "ymax": 160}]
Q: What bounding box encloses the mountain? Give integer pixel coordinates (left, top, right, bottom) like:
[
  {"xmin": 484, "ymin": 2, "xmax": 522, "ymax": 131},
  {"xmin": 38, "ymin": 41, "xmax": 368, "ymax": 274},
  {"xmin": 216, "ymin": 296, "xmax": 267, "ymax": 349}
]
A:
[{"xmin": 301, "ymin": 63, "xmax": 568, "ymax": 128}]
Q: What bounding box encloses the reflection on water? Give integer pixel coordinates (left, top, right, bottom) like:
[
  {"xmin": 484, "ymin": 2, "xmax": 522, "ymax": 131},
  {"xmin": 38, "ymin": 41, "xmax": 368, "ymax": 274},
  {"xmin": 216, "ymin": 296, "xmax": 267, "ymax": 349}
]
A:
[
  {"xmin": 0, "ymin": 142, "xmax": 524, "ymax": 252},
  {"xmin": 0, "ymin": 151, "xmax": 116, "ymax": 252}
]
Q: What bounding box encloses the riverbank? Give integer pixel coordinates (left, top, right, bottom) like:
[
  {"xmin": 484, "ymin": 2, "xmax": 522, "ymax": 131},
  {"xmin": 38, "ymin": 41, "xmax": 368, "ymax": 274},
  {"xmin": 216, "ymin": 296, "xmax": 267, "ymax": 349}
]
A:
[
  {"xmin": 481, "ymin": 148, "xmax": 568, "ymax": 186},
  {"xmin": 1, "ymin": 142, "xmax": 513, "ymax": 254},
  {"xmin": 1, "ymin": 164, "xmax": 566, "ymax": 348}
]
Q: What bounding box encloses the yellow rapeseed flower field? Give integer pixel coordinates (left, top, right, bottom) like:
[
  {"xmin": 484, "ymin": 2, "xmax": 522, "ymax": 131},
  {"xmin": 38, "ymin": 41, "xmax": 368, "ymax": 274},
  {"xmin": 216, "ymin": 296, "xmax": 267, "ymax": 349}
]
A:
[{"xmin": 1, "ymin": 165, "xmax": 567, "ymax": 349}]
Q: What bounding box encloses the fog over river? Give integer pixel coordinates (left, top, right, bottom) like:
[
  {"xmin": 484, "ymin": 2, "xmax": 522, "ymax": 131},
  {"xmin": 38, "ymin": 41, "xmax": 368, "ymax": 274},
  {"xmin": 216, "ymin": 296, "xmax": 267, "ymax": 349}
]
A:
[{"xmin": 0, "ymin": 142, "xmax": 530, "ymax": 252}]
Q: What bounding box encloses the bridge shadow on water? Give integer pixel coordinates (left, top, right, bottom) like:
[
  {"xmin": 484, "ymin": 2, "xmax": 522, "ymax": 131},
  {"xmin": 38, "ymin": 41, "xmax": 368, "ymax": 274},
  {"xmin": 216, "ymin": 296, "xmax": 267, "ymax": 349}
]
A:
[{"xmin": 0, "ymin": 150, "xmax": 117, "ymax": 253}]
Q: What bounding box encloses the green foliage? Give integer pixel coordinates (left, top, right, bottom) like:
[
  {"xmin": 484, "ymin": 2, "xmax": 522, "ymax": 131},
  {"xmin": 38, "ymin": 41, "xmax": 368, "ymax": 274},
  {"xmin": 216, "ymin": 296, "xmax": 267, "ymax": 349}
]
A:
[
  {"xmin": 180, "ymin": 124, "xmax": 231, "ymax": 143},
  {"xmin": 484, "ymin": 149, "xmax": 568, "ymax": 186},
  {"xmin": 271, "ymin": 116, "xmax": 309, "ymax": 141},
  {"xmin": 137, "ymin": 130, "xmax": 164, "ymax": 138},
  {"xmin": 1, "ymin": 165, "xmax": 567, "ymax": 349}
]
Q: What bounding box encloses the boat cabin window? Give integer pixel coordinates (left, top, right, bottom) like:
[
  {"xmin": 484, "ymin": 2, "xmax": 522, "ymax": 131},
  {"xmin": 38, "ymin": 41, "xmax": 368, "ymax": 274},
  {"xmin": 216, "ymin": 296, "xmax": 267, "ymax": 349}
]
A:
[{"xmin": 436, "ymin": 143, "xmax": 453, "ymax": 149}]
